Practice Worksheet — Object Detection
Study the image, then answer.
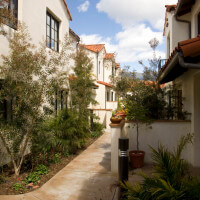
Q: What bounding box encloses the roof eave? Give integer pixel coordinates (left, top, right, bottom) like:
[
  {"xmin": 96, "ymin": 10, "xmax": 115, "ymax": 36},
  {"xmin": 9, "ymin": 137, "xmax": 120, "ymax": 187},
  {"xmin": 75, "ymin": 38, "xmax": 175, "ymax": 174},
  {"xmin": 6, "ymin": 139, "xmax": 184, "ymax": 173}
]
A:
[{"xmin": 158, "ymin": 52, "xmax": 179, "ymax": 84}]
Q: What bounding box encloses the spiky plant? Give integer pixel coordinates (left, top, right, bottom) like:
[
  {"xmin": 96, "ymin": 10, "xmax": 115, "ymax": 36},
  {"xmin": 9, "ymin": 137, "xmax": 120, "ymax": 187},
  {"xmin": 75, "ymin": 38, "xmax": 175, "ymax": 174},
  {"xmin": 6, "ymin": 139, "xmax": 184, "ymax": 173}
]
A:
[{"xmin": 122, "ymin": 133, "xmax": 200, "ymax": 200}]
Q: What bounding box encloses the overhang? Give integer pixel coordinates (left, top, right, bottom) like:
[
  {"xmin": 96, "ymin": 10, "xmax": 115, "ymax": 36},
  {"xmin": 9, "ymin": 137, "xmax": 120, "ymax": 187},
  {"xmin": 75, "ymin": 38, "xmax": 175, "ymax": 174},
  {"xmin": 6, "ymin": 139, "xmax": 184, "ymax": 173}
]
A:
[
  {"xmin": 158, "ymin": 35, "xmax": 200, "ymax": 84},
  {"xmin": 176, "ymin": 0, "xmax": 195, "ymax": 17}
]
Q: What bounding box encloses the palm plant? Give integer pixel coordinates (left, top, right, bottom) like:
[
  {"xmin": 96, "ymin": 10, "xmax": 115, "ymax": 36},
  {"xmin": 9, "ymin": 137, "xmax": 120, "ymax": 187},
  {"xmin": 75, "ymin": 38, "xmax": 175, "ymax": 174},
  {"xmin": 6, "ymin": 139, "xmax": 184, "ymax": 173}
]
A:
[{"xmin": 122, "ymin": 133, "xmax": 200, "ymax": 200}]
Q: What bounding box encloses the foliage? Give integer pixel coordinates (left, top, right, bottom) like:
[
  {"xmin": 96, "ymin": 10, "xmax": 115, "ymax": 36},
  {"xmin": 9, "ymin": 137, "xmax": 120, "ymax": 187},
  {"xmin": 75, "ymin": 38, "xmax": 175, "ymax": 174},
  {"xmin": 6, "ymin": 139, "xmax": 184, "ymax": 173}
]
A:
[
  {"xmin": 50, "ymin": 153, "xmax": 61, "ymax": 164},
  {"xmin": 12, "ymin": 183, "xmax": 25, "ymax": 191},
  {"xmin": 0, "ymin": 0, "xmax": 16, "ymax": 35},
  {"xmin": 125, "ymin": 80, "xmax": 165, "ymax": 150},
  {"xmin": 139, "ymin": 38, "xmax": 160, "ymax": 81},
  {"xmin": 24, "ymin": 164, "xmax": 48, "ymax": 185},
  {"xmin": 110, "ymin": 65, "xmax": 136, "ymax": 99},
  {"xmin": 122, "ymin": 133, "xmax": 200, "ymax": 200},
  {"xmin": 24, "ymin": 172, "xmax": 40, "ymax": 185},
  {"xmin": 32, "ymin": 109, "xmax": 90, "ymax": 160},
  {"xmin": 70, "ymin": 45, "xmax": 97, "ymax": 119},
  {"xmin": 35, "ymin": 164, "xmax": 48, "ymax": 175},
  {"xmin": 0, "ymin": 175, "xmax": 5, "ymax": 184},
  {"xmin": 0, "ymin": 24, "xmax": 70, "ymax": 176},
  {"xmin": 91, "ymin": 122, "xmax": 104, "ymax": 138}
]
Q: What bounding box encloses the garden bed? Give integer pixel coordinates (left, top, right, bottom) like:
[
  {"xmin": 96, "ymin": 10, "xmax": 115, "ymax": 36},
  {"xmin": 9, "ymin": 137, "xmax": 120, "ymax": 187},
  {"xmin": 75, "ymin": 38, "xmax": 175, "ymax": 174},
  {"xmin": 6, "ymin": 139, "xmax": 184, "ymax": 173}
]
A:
[{"xmin": 0, "ymin": 137, "xmax": 97, "ymax": 195}]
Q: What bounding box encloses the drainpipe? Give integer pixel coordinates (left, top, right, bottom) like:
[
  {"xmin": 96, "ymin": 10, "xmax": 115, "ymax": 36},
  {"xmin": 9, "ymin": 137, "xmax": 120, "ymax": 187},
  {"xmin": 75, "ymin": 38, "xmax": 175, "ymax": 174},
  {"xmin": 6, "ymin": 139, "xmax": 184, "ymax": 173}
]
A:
[{"xmin": 178, "ymin": 52, "xmax": 200, "ymax": 69}]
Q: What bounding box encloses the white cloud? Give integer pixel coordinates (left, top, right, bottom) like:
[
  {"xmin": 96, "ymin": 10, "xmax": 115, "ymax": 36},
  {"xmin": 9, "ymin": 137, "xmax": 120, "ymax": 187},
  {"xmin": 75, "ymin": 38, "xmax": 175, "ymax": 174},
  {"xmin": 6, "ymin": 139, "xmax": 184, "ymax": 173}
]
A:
[
  {"xmin": 77, "ymin": 1, "xmax": 90, "ymax": 12},
  {"xmin": 80, "ymin": 24, "xmax": 165, "ymax": 64},
  {"xmin": 96, "ymin": 0, "xmax": 178, "ymax": 30}
]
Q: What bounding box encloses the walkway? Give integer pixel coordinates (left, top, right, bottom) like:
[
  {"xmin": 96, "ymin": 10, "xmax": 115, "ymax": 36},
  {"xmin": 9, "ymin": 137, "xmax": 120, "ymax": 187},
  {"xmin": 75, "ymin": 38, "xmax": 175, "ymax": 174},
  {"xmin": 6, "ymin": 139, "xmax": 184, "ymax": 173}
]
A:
[{"xmin": 1, "ymin": 132, "xmax": 118, "ymax": 200}]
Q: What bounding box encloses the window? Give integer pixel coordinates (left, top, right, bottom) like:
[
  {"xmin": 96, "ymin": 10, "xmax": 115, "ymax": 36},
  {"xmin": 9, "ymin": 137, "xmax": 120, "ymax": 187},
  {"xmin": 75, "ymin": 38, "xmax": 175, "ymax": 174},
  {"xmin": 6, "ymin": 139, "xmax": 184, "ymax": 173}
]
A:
[
  {"xmin": 0, "ymin": 0, "xmax": 18, "ymax": 29},
  {"xmin": 111, "ymin": 91, "xmax": 114, "ymax": 101},
  {"xmin": 55, "ymin": 90, "xmax": 67, "ymax": 114},
  {"xmin": 46, "ymin": 12, "xmax": 59, "ymax": 51},
  {"xmin": 106, "ymin": 91, "xmax": 110, "ymax": 101},
  {"xmin": 99, "ymin": 61, "xmax": 100, "ymax": 74}
]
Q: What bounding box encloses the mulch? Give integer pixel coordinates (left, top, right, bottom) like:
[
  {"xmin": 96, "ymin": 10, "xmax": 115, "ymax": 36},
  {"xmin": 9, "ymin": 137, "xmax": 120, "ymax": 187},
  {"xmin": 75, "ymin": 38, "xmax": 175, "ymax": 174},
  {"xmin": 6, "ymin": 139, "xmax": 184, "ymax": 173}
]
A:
[{"xmin": 0, "ymin": 137, "xmax": 97, "ymax": 195}]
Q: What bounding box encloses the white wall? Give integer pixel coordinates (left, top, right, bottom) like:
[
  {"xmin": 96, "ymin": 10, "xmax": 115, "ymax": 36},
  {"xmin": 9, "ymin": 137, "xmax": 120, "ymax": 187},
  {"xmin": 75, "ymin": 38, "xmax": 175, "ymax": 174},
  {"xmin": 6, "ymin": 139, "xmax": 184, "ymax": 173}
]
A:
[{"xmin": 124, "ymin": 121, "xmax": 193, "ymax": 165}]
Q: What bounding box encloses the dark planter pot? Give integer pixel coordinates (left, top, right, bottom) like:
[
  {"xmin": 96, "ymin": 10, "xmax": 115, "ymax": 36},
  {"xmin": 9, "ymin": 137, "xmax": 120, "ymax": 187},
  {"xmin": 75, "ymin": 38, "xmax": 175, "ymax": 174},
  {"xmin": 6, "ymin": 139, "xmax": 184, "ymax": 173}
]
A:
[
  {"xmin": 110, "ymin": 117, "xmax": 122, "ymax": 124},
  {"xmin": 129, "ymin": 150, "xmax": 145, "ymax": 169}
]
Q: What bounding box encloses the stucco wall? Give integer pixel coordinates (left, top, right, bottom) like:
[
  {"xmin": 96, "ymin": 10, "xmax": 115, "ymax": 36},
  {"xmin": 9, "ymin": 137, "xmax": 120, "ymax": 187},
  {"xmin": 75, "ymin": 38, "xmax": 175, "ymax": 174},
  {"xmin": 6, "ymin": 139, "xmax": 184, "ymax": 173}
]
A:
[
  {"xmin": 93, "ymin": 109, "xmax": 112, "ymax": 129},
  {"xmin": 124, "ymin": 121, "xmax": 193, "ymax": 165}
]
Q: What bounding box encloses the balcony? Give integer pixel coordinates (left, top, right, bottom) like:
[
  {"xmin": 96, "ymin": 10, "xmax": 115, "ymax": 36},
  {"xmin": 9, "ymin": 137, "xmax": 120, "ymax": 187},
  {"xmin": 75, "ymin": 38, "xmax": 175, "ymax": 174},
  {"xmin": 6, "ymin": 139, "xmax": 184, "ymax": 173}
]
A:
[{"xmin": 158, "ymin": 59, "xmax": 167, "ymax": 72}]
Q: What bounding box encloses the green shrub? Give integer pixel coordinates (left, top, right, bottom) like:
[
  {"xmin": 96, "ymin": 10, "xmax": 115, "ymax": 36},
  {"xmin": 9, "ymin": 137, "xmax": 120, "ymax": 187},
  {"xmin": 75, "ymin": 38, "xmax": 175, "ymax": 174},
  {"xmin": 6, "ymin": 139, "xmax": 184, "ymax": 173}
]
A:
[
  {"xmin": 12, "ymin": 183, "xmax": 25, "ymax": 191},
  {"xmin": 0, "ymin": 175, "xmax": 5, "ymax": 184},
  {"xmin": 24, "ymin": 172, "xmax": 40, "ymax": 185},
  {"xmin": 35, "ymin": 164, "xmax": 48, "ymax": 175},
  {"xmin": 122, "ymin": 133, "xmax": 200, "ymax": 200},
  {"xmin": 32, "ymin": 109, "xmax": 90, "ymax": 158},
  {"xmin": 50, "ymin": 153, "xmax": 61, "ymax": 164},
  {"xmin": 91, "ymin": 122, "xmax": 104, "ymax": 138}
]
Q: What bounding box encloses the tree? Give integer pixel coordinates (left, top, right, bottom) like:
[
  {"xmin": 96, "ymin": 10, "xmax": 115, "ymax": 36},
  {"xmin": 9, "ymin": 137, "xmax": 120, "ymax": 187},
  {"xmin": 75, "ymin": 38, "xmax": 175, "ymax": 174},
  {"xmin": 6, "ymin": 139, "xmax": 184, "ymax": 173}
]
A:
[
  {"xmin": 139, "ymin": 37, "xmax": 160, "ymax": 81},
  {"xmin": 0, "ymin": 24, "xmax": 70, "ymax": 176},
  {"xmin": 110, "ymin": 65, "xmax": 136, "ymax": 100},
  {"xmin": 70, "ymin": 45, "xmax": 97, "ymax": 120}
]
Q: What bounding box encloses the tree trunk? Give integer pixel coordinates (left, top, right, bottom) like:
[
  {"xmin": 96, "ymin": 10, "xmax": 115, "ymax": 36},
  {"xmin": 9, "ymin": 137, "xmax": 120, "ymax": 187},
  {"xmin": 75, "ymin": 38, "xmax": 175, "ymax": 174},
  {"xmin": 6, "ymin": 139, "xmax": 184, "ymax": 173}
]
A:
[{"xmin": 136, "ymin": 122, "xmax": 139, "ymax": 151}]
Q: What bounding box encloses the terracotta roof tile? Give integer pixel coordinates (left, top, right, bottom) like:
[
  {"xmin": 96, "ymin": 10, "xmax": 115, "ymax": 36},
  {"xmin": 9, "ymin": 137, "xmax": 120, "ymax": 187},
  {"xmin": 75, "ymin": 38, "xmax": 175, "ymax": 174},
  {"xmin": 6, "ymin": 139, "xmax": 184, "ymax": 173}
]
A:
[
  {"xmin": 178, "ymin": 35, "xmax": 200, "ymax": 57},
  {"xmin": 104, "ymin": 53, "xmax": 114, "ymax": 59},
  {"xmin": 84, "ymin": 44, "xmax": 105, "ymax": 53},
  {"xmin": 63, "ymin": 0, "xmax": 72, "ymax": 21},
  {"xmin": 161, "ymin": 35, "xmax": 200, "ymax": 73},
  {"xmin": 97, "ymin": 81, "xmax": 112, "ymax": 87}
]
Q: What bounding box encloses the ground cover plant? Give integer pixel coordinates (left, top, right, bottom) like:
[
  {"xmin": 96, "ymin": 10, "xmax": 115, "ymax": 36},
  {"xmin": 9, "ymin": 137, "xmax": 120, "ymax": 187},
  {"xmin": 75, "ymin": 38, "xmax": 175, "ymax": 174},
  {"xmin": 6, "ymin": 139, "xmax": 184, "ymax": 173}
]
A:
[{"xmin": 122, "ymin": 133, "xmax": 200, "ymax": 200}]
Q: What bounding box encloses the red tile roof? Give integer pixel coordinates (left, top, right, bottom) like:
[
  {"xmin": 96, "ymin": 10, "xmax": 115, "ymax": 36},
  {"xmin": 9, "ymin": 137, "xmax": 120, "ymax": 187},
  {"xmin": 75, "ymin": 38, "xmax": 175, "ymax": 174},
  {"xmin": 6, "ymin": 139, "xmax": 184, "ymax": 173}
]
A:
[
  {"xmin": 104, "ymin": 53, "xmax": 114, "ymax": 59},
  {"xmin": 179, "ymin": 35, "xmax": 200, "ymax": 57},
  {"xmin": 161, "ymin": 35, "xmax": 200, "ymax": 73},
  {"xmin": 163, "ymin": 5, "xmax": 177, "ymax": 35},
  {"xmin": 63, "ymin": 0, "xmax": 72, "ymax": 21},
  {"xmin": 84, "ymin": 44, "xmax": 105, "ymax": 53},
  {"xmin": 165, "ymin": 4, "xmax": 177, "ymax": 12},
  {"xmin": 97, "ymin": 81, "xmax": 112, "ymax": 87}
]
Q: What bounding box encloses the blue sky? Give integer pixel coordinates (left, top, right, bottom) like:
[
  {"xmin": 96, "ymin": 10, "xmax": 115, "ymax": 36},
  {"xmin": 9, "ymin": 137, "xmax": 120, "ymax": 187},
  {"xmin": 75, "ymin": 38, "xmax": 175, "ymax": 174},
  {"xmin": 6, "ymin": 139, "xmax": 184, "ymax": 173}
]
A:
[{"xmin": 67, "ymin": 0, "xmax": 177, "ymax": 72}]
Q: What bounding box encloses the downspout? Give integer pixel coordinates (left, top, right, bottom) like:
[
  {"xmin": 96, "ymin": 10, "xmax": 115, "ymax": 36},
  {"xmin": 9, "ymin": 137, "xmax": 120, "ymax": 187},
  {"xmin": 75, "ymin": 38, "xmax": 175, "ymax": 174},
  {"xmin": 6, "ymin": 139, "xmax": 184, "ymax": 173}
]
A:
[{"xmin": 178, "ymin": 52, "xmax": 200, "ymax": 69}]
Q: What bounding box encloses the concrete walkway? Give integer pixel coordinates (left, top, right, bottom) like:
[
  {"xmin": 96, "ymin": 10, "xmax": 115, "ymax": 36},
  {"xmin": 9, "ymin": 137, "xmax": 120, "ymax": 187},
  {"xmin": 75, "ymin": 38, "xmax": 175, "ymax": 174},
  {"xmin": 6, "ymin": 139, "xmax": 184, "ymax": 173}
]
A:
[{"xmin": 0, "ymin": 132, "xmax": 119, "ymax": 200}]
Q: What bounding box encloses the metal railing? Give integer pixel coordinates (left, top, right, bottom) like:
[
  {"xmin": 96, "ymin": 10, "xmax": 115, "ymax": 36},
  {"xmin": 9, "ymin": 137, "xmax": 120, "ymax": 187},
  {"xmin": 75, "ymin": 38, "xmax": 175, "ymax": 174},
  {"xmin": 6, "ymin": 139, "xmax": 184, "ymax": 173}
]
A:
[{"xmin": 158, "ymin": 59, "xmax": 167, "ymax": 72}]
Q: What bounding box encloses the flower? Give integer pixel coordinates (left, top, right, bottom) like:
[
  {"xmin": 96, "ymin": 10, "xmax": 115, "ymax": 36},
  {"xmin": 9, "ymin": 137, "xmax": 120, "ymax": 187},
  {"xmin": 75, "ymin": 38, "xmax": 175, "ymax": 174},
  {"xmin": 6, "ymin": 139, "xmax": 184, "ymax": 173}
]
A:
[{"xmin": 17, "ymin": 178, "xmax": 20, "ymax": 181}]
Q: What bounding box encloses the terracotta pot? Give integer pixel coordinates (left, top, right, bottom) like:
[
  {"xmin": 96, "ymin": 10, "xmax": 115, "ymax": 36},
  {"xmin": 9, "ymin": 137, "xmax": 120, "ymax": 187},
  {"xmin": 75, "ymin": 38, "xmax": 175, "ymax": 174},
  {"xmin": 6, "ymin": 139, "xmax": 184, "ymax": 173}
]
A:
[
  {"xmin": 110, "ymin": 117, "xmax": 122, "ymax": 124},
  {"xmin": 115, "ymin": 112, "xmax": 127, "ymax": 119},
  {"xmin": 129, "ymin": 150, "xmax": 145, "ymax": 169}
]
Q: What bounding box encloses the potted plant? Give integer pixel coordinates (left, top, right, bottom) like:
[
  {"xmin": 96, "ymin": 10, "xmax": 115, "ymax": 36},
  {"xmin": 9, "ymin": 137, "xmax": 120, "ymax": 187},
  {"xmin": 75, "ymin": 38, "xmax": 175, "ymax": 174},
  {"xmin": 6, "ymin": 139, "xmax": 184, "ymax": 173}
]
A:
[
  {"xmin": 110, "ymin": 111, "xmax": 123, "ymax": 124},
  {"xmin": 125, "ymin": 81, "xmax": 152, "ymax": 169}
]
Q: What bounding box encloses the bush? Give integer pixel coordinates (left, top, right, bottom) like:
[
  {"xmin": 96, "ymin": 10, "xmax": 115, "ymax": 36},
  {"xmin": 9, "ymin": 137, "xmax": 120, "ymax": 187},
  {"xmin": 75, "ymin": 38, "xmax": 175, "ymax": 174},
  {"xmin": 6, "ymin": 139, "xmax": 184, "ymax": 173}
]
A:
[
  {"xmin": 91, "ymin": 122, "xmax": 104, "ymax": 138},
  {"xmin": 12, "ymin": 183, "xmax": 25, "ymax": 191},
  {"xmin": 50, "ymin": 153, "xmax": 61, "ymax": 164},
  {"xmin": 35, "ymin": 164, "xmax": 48, "ymax": 175},
  {"xmin": 32, "ymin": 109, "xmax": 90, "ymax": 164}
]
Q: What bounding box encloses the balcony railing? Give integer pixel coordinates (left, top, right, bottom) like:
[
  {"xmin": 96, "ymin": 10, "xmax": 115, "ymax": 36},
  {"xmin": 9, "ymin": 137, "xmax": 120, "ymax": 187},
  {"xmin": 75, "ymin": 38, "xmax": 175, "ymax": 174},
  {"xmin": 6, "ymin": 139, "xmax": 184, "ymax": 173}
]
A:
[{"xmin": 158, "ymin": 59, "xmax": 167, "ymax": 72}]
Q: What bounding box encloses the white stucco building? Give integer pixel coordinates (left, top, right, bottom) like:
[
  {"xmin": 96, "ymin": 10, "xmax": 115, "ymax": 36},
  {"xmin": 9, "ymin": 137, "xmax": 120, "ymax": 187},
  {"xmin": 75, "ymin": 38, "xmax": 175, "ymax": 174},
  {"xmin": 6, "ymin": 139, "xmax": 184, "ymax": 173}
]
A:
[
  {"xmin": 158, "ymin": 0, "xmax": 200, "ymax": 167},
  {"xmin": 83, "ymin": 44, "xmax": 121, "ymax": 129}
]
